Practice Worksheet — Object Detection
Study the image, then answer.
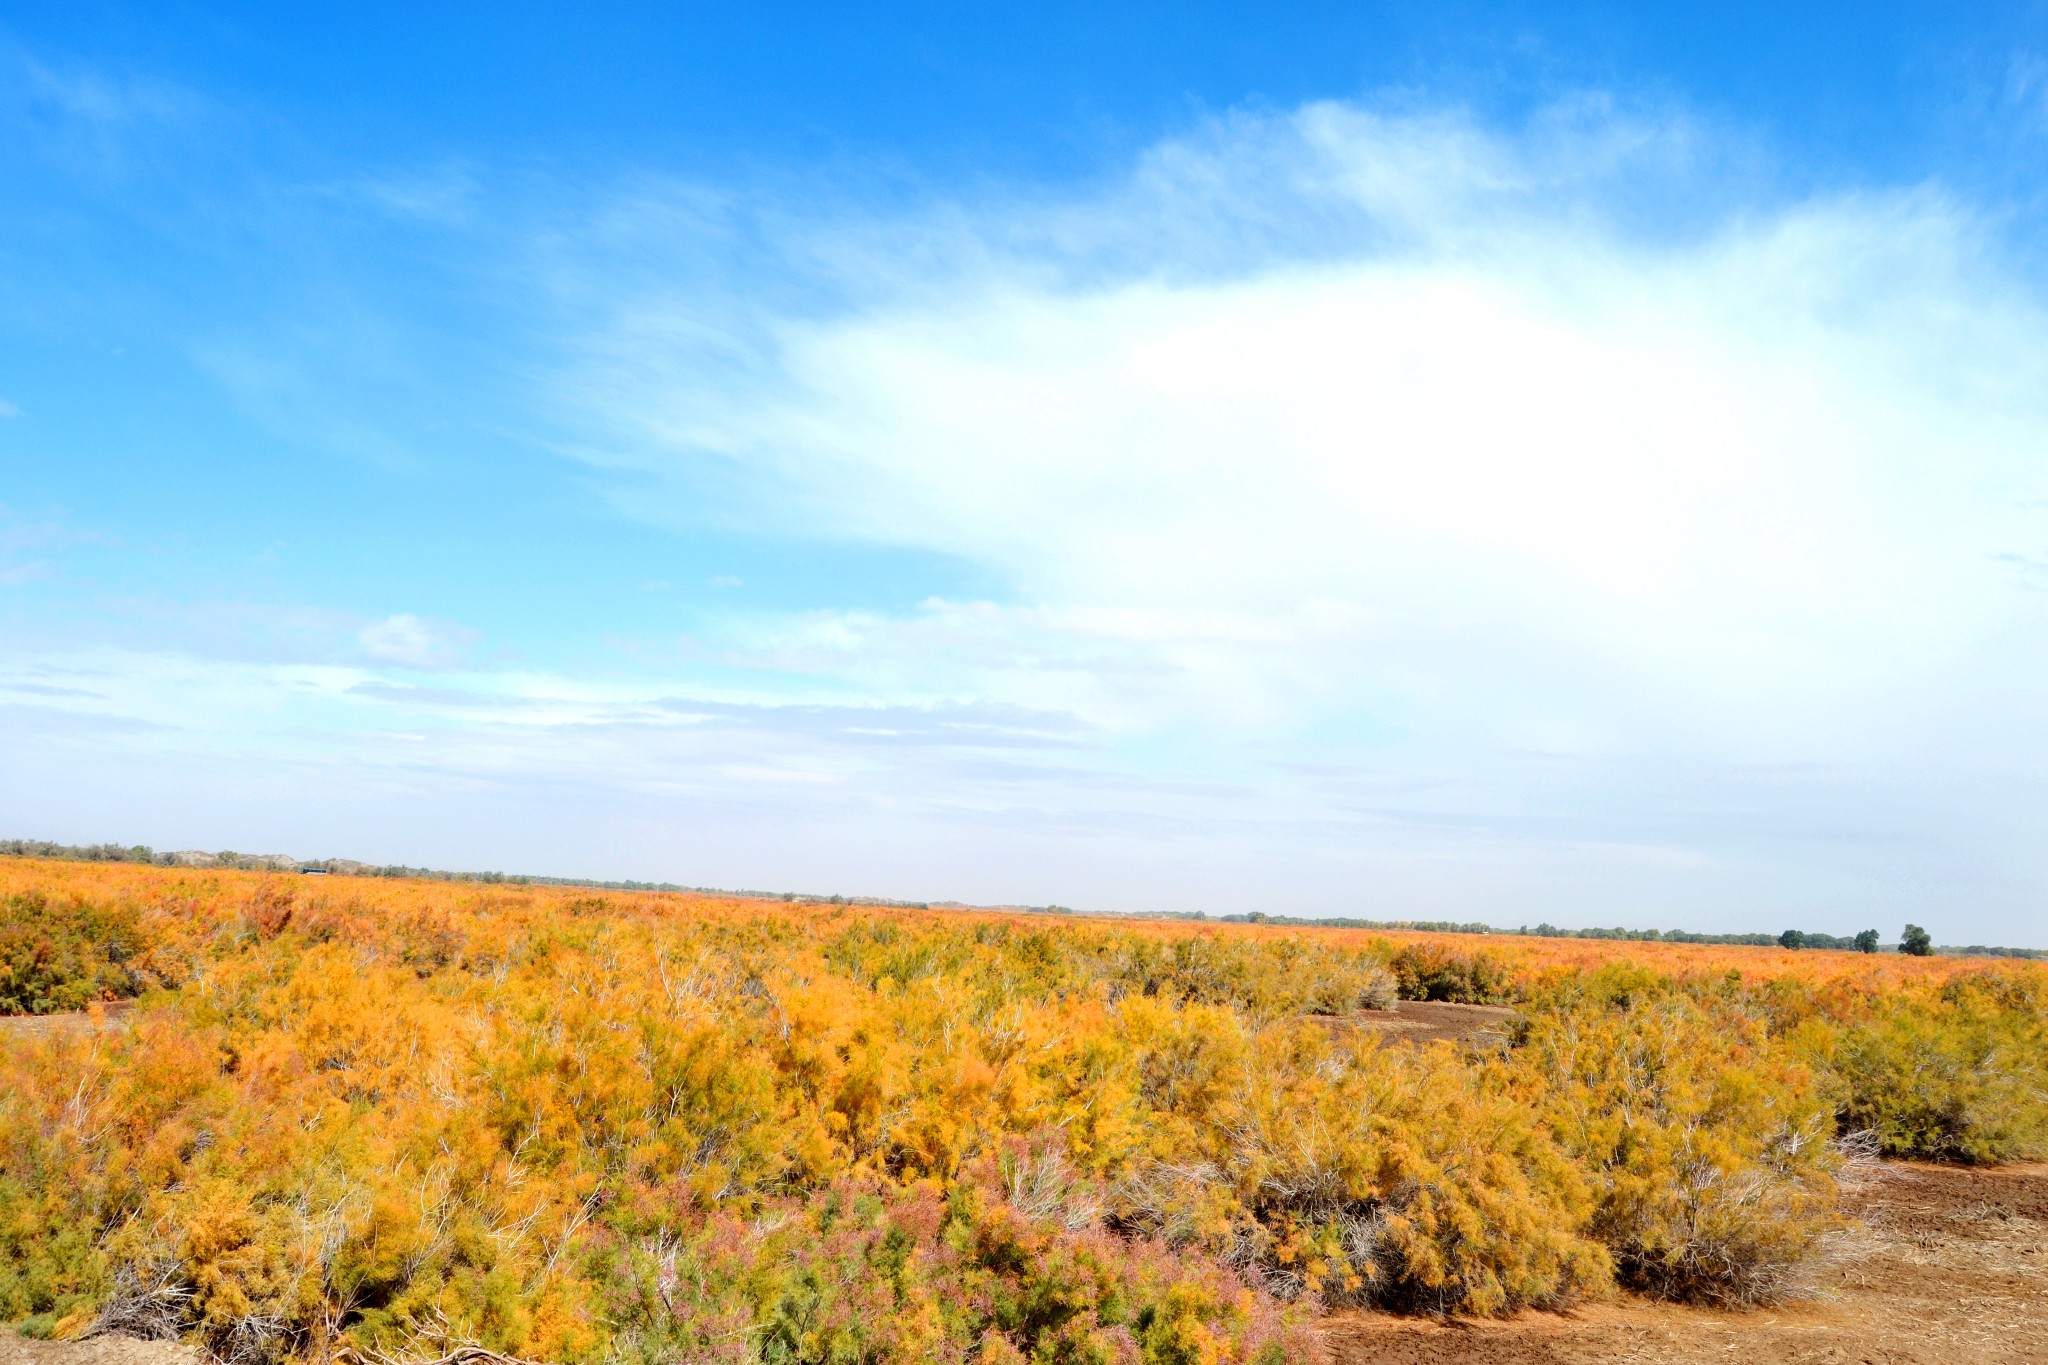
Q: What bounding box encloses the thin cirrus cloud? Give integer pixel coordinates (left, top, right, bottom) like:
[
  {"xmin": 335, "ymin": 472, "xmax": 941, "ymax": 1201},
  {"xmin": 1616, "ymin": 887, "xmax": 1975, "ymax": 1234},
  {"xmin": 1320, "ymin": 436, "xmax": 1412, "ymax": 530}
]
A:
[{"xmin": 2, "ymin": 50, "xmax": 210, "ymax": 182}]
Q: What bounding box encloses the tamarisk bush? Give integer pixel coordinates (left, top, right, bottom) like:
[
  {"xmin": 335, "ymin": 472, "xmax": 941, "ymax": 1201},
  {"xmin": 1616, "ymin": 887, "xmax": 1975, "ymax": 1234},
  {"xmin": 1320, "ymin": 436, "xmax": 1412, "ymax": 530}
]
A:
[{"xmin": 0, "ymin": 858, "xmax": 2040, "ymax": 1362}]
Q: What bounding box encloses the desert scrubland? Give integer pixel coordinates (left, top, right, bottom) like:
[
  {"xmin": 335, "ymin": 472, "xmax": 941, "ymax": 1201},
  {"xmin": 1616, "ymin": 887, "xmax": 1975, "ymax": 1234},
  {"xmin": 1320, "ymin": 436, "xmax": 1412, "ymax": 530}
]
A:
[{"xmin": 1, "ymin": 859, "xmax": 2043, "ymax": 1365}]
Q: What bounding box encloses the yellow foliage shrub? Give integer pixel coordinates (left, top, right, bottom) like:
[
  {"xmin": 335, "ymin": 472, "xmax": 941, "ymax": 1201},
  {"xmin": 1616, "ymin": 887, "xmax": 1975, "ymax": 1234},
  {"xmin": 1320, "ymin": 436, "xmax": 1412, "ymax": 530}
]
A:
[
  {"xmin": 0, "ymin": 858, "xmax": 2037, "ymax": 1361},
  {"xmin": 1513, "ymin": 970, "xmax": 1840, "ymax": 1305},
  {"xmin": 1799, "ymin": 968, "xmax": 2048, "ymax": 1164}
]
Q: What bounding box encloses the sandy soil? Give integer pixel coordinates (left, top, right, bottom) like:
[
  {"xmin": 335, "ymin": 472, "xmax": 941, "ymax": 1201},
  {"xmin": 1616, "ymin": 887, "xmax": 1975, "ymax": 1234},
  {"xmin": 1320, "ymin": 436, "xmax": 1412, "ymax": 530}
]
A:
[
  {"xmin": 0, "ymin": 1004, "xmax": 135, "ymax": 1043},
  {"xmin": 0, "ymin": 1339, "xmax": 193, "ymax": 1365},
  {"xmin": 1325, "ymin": 1160, "xmax": 2048, "ymax": 1364}
]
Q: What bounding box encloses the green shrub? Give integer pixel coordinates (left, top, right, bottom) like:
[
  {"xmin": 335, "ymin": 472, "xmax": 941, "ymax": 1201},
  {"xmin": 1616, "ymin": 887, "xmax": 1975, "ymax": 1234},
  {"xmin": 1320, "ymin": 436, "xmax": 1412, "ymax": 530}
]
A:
[
  {"xmin": 1387, "ymin": 944, "xmax": 1512, "ymax": 1003},
  {"xmin": 0, "ymin": 891, "xmax": 149, "ymax": 1014},
  {"xmin": 1812, "ymin": 972, "xmax": 2048, "ymax": 1164},
  {"xmin": 0, "ymin": 1176, "xmax": 108, "ymax": 1330}
]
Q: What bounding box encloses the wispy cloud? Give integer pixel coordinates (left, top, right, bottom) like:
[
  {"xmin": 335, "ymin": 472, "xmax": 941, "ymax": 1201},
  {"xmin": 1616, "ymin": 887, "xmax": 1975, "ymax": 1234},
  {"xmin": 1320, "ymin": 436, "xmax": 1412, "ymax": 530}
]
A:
[
  {"xmin": 330, "ymin": 166, "xmax": 482, "ymax": 226},
  {"xmin": 3, "ymin": 49, "xmax": 209, "ymax": 179},
  {"xmin": 358, "ymin": 614, "xmax": 477, "ymax": 670},
  {"xmin": 0, "ymin": 504, "xmax": 107, "ymax": 587},
  {"xmin": 16, "ymin": 56, "xmax": 197, "ymax": 127}
]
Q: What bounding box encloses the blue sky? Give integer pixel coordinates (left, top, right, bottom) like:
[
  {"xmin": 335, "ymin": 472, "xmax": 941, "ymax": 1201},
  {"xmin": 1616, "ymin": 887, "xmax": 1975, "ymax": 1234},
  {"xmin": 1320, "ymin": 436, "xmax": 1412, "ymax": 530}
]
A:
[{"xmin": 7, "ymin": 3, "xmax": 2048, "ymax": 943}]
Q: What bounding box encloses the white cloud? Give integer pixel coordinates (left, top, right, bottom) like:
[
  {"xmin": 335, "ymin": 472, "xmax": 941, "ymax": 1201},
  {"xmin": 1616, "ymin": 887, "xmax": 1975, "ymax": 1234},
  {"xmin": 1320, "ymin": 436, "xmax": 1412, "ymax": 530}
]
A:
[
  {"xmin": 358, "ymin": 614, "xmax": 474, "ymax": 669},
  {"xmin": 576, "ymin": 104, "xmax": 2048, "ymax": 740},
  {"xmin": 528, "ymin": 99, "xmax": 2048, "ymax": 935},
  {"xmin": 0, "ymin": 398, "xmax": 20, "ymax": 418}
]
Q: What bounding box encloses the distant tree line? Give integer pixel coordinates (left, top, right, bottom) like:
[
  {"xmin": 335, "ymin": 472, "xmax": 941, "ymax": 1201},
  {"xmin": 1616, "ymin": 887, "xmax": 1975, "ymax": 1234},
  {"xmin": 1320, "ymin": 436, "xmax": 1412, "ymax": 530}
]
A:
[
  {"xmin": 1218, "ymin": 909, "xmax": 2040, "ymax": 960},
  {"xmin": 0, "ymin": 837, "xmax": 948, "ymax": 906},
  {"xmin": 5, "ymin": 837, "xmax": 2040, "ymax": 959},
  {"xmin": 0, "ymin": 839, "xmax": 163, "ymax": 864},
  {"xmin": 1221, "ymin": 911, "xmax": 1497, "ymax": 934}
]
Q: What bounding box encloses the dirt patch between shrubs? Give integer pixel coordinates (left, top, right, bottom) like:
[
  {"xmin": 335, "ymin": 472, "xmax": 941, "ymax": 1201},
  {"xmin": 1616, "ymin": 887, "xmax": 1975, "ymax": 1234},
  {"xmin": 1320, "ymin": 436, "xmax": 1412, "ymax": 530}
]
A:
[
  {"xmin": 1325, "ymin": 1160, "xmax": 2048, "ymax": 1364},
  {"xmin": 0, "ymin": 1004, "xmax": 135, "ymax": 1043},
  {"xmin": 1323, "ymin": 999, "xmax": 1519, "ymax": 1047},
  {"xmin": 0, "ymin": 1338, "xmax": 193, "ymax": 1365}
]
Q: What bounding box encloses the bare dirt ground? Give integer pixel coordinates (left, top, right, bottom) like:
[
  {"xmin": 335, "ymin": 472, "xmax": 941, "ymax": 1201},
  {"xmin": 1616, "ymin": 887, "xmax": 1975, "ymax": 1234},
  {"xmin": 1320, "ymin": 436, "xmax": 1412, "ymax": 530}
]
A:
[
  {"xmin": 1325, "ymin": 999, "xmax": 1520, "ymax": 1047},
  {"xmin": 0, "ymin": 1339, "xmax": 193, "ymax": 1365},
  {"xmin": 0, "ymin": 1004, "xmax": 135, "ymax": 1043},
  {"xmin": 1325, "ymin": 1160, "xmax": 2048, "ymax": 1364}
]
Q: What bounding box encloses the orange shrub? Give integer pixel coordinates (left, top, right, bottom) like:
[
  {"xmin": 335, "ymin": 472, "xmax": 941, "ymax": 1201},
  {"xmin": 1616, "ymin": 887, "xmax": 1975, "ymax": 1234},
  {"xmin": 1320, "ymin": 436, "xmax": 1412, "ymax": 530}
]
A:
[{"xmin": 0, "ymin": 858, "xmax": 2038, "ymax": 1362}]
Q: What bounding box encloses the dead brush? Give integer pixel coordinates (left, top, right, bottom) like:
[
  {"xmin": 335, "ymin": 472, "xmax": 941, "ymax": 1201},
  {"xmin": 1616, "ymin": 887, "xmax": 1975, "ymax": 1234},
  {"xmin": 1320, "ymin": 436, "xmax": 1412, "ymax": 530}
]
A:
[
  {"xmin": 1107, "ymin": 1158, "xmax": 1228, "ymax": 1249},
  {"xmin": 1778, "ymin": 1128, "xmax": 1889, "ymax": 1304},
  {"xmin": 220, "ymin": 1314, "xmax": 291, "ymax": 1365},
  {"xmin": 1830, "ymin": 1127, "xmax": 1884, "ymax": 1193},
  {"xmin": 338, "ymin": 1346, "xmax": 547, "ymax": 1365},
  {"xmin": 997, "ymin": 1142, "xmax": 1103, "ymax": 1231},
  {"xmin": 86, "ymin": 1262, "xmax": 191, "ymax": 1342},
  {"xmin": 333, "ymin": 1308, "xmax": 548, "ymax": 1365}
]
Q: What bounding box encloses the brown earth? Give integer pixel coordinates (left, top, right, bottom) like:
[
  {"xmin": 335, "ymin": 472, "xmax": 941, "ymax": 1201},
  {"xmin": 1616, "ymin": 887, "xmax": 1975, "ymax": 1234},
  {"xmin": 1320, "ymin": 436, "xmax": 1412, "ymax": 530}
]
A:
[
  {"xmin": 1324, "ymin": 999, "xmax": 1520, "ymax": 1047},
  {"xmin": 0, "ymin": 1004, "xmax": 134, "ymax": 1043},
  {"xmin": 0, "ymin": 1339, "xmax": 193, "ymax": 1365},
  {"xmin": 1325, "ymin": 1160, "xmax": 2048, "ymax": 1364}
]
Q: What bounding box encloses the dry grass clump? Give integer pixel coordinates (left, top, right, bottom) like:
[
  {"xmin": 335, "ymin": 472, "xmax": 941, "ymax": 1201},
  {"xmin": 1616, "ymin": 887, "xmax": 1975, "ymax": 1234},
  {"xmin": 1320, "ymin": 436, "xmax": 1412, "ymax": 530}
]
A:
[{"xmin": 0, "ymin": 859, "xmax": 2040, "ymax": 1362}]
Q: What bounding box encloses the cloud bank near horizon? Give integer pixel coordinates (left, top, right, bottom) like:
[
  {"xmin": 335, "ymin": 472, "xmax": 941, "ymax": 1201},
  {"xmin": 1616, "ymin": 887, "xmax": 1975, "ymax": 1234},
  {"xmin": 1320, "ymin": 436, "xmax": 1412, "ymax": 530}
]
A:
[{"xmin": 10, "ymin": 94, "xmax": 2048, "ymax": 941}]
